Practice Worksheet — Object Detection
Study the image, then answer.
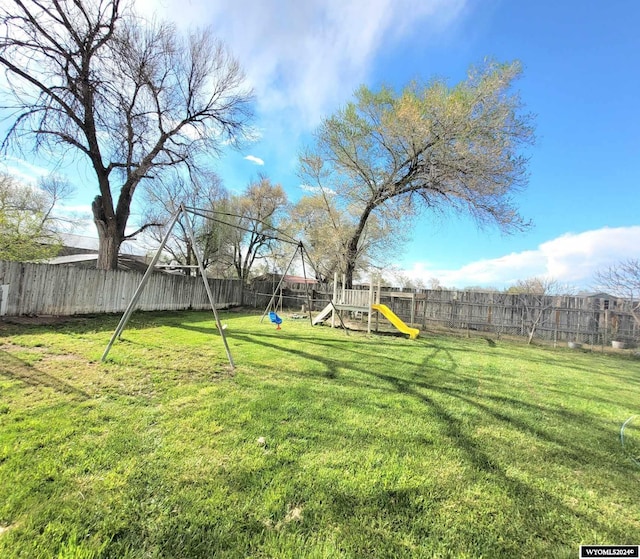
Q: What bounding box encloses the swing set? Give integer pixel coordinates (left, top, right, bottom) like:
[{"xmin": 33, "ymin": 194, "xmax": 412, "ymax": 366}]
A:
[{"xmin": 100, "ymin": 203, "xmax": 345, "ymax": 370}]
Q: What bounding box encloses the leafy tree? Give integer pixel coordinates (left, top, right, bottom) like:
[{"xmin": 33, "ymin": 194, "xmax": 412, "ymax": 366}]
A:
[
  {"xmin": 594, "ymin": 259, "xmax": 640, "ymax": 328},
  {"xmin": 0, "ymin": 0, "xmax": 252, "ymax": 270},
  {"xmin": 292, "ymin": 158, "xmax": 408, "ymax": 282},
  {"xmin": 301, "ymin": 60, "xmax": 534, "ymax": 287},
  {"xmin": 506, "ymin": 277, "xmax": 551, "ymax": 295},
  {"xmin": 288, "ymin": 191, "xmax": 352, "ymax": 282},
  {"xmin": 0, "ymin": 172, "xmax": 69, "ymax": 261},
  {"xmin": 197, "ymin": 194, "xmax": 240, "ymax": 279}
]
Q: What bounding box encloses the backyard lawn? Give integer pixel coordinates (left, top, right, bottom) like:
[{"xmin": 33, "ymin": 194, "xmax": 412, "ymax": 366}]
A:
[{"xmin": 0, "ymin": 310, "xmax": 639, "ymax": 558}]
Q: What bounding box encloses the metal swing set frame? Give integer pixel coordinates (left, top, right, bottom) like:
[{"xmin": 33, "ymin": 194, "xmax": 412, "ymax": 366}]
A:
[{"xmin": 101, "ymin": 203, "xmax": 348, "ymax": 370}]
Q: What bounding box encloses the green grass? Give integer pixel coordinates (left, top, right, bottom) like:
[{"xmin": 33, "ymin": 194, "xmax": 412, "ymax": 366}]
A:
[{"xmin": 0, "ymin": 310, "xmax": 639, "ymax": 558}]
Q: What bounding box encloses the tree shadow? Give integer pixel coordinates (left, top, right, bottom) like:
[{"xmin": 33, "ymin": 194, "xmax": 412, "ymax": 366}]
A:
[
  {"xmin": 224, "ymin": 330, "xmax": 461, "ymax": 381},
  {"xmin": 221, "ymin": 329, "xmax": 637, "ymax": 536},
  {"xmin": 225, "ymin": 329, "xmax": 631, "ymax": 464},
  {"xmin": 0, "ymin": 350, "xmax": 90, "ymax": 401},
  {"xmin": 4, "ymin": 314, "xmax": 636, "ymax": 556}
]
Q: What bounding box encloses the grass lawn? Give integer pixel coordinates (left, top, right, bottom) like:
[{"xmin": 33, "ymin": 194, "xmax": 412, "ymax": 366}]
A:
[{"xmin": 0, "ymin": 310, "xmax": 639, "ymax": 558}]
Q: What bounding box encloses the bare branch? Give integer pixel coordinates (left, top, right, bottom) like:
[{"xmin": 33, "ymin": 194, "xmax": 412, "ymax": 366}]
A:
[{"xmin": 0, "ymin": 0, "xmax": 252, "ymax": 269}]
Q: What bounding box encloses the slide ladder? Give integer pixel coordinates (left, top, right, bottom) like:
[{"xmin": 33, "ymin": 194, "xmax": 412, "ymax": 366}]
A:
[{"xmin": 372, "ymin": 304, "xmax": 419, "ymax": 339}]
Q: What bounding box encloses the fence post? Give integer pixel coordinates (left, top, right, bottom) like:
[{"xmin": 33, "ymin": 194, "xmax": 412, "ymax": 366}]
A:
[
  {"xmin": 376, "ymin": 277, "xmax": 381, "ymax": 332},
  {"xmin": 0, "ymin": 284, "xmax": 8, "ymax": 316},
  {"xmin": 332, "ymin": 272, "xmax": 338, "ymax": 328},
  {"xmin": 411, "ymin": 292, "xmax": 416, "ymax": 327},
  {"xmin": 367, "ymin": 276, "xmax": 373, "ymax": 335}
]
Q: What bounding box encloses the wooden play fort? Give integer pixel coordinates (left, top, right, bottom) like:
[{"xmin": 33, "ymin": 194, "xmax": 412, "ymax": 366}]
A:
[{"xmin": 313, "ymin": 274, "xmax": 420, "ymax": 340}]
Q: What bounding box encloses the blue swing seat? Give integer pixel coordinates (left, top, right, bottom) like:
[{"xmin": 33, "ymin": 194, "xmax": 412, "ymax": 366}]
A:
[{"xmin": 269, "ymin": 311, "xmax": 283, "ymax": 329}]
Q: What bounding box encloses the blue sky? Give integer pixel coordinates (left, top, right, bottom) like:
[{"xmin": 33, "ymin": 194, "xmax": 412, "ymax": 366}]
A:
[{"xmin": 5, "ymin": 0, "xmax": 640, "ymax": 289}]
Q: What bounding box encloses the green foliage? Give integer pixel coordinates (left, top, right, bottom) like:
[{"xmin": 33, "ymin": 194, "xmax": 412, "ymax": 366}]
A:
[
  {"xmin": 0, "ymin": 173, "xmax": 62, "ymax": 261},
  {"xmin": 140, "ymin": 170, "xmax": 231, "ymax": 276},
  {"xmin": 288, "ymin": 191, "xmax": 395, "ymax": 282},
  {"xmin": 301, "ymin": 59, "xmax": 535, "ymax": 286},
  {"xmin": 0, "ymin": 312, "xmax": 638, "ymax": 558}
]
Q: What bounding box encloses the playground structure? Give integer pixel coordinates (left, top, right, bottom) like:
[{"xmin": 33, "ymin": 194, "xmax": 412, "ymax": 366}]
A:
[
  {"xmin": 102, "ymin": 203, "xmax": 329, "ymax": 368},
  {"xmin": 101, "ymin": 203, "xmax": 419, "ymax": 370},
  {"xmin": 101, "ymin": 204, "xmax": 236, "ymax": 368},
  {"xmin": 313, "ymin": 273, "xmax": 420, "ymax": 340}
]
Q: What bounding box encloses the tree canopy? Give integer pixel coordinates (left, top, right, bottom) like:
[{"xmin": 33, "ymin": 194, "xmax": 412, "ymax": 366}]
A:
[
  {"xmin": 0, "ymin": 172, "xmax": 68, "ymax": 261},
  {"xmin": 141, "ymin": 170, "xmax": 230, "ymax": 275},
  {"xmin": 301, "ymin": 60, "xmax": 534, "ymax": 287},
  {"xmin": 288, "ymin": 186, "xmax": 404, "ymax": 283},
  {"xmin": 226, "ymin": 176, "xmax": 288, "ymax": 285}
]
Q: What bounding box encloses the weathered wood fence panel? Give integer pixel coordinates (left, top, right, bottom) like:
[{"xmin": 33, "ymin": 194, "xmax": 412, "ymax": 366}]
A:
[
  {"xmin": 249, "ymin": 280, "xmax": 334, "ymax": 312},
  {"xmin": 0, "ymin": 261, "xmax": 242, "ymax": 317},
  {"xmin": 329, "ymin": 286, "xmax": 638, "ymax": 345},
  {"xmin": 2, "ymin": 260, "xmax": 637, "ymax": 345},
  {"xmin": 377, "ymin": 289, "xmax": 638, "ymax": 345}
]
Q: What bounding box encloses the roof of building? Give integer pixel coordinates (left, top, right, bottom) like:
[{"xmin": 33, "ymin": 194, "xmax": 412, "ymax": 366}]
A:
[
  {"xmin": 58, "ymin": 233, "xmax": 146, "ymax": 256},
  {"xmin": 283, "ymin": 275, "xmax": 319, "ymax": 284},
  {"xmin": 44, "ymin": 253, "xmax": 152, "ymax": 274},
  {"xmin": 253, "ymin": 273, "xmax": 319, "ymax": 285},
  {"xmin": 577, "ymin": 291, "xmax": 616, "ymax": 299}
]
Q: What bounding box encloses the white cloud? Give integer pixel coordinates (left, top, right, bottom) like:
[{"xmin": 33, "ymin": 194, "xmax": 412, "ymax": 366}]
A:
[
  {"xmin": 244, "ymin": 155, "xmax": 265, "ymax": 166},
  {"xmin": 58, "ymin": 203, "xmax": 93, "ymax": 214},
  {"xmin": 1, "ymin": 156, "xmax": 51, "ymax": 185},
  {"xmin": 299, "ymin": 184, "xmax": 336, "ymax": 195},
  {"xmin": 136, "ymin": 0, "xmax": 467, "ymax": 129},
  {"xmin": 401, "ymin": 226, "xmax": 640, "ymax": 289}
]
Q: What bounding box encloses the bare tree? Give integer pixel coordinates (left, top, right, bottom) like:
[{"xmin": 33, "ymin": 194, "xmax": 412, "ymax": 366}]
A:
[
  {"xmin": 0, "ymin": 0, "xmax": 252, "ymax": 269},
  {"xmin": 595, "ymin": 259, "xmax": 640, "ymax": 328},
  {"xmin": 227, "ymin": 176, "xmax": 288, "ymax": 286},
  {"xmin": 507, "ymin": 277, "xmax": 560, "ymax": 344},
  {"xmin": 141, "ymin": 170, "xmax": 231, "ymax": 275},
  {"xmin": 301, "ymin": 60, "xmax": 534, "ymax": 288}
]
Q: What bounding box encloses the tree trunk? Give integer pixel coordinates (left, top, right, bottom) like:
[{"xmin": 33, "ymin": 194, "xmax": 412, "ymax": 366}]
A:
[
  {"xmin": 92, "ymin": 195, "xmax": 123, "ymax": 270},
  {"xmin": 186, "ymin": 239, "xmax": 194, "ymax": 276},
  {"xmin": 345, "ymin": 258, "xmax": 357, "ymax": 290},
  {"xmin": 344, "ymin": 203, "xmax": 375, "ymax": 289},
  {"xmin": 95, "ymin": 225, "xmax": 122, "ymax": 270}
]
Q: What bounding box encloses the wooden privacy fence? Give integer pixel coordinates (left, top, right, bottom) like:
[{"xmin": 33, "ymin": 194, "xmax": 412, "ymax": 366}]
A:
[
  {"xmin": 245, "ymin": 282, "xmax": 639, "ymax": 345},
  {"xmin": 375, "ymin": 289, "xmax": 639, "ymax": 345},
  {"xmin": 0, "ymin": 260, "xmax": 242, "ymax": 317},
  {"xmin": 1, "ymin": 260, "xmax": 638, "ymax": 346},
  {"xmin": 248, "ymin": 280, "xmax": 333, "ymax": 312}
]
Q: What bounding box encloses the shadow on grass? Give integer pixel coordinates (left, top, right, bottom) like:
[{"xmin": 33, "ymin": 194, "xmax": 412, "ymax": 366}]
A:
[
  {"xmin": 217, "ymin": 331, "xmax": 636, "ymax": 542},
  {"xmin": 228, "ymin": 331, "xmax": 629, "ymax": 461},
  {"xmin": 3, "ymin": 315, "xmax": 637, "ymax": 557},
  {"xmin": 0, "ymin": 350, "xmax": 90, "ymax": 401},
  {"xmin": 223, "ymin": 330, "xmax": 460, "ymax": 380}
]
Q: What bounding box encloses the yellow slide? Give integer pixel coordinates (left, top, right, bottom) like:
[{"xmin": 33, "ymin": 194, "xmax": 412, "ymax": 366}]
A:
[{"xmin": 372, "ymin": 304, "xmax": 420, "ymax": 339}]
